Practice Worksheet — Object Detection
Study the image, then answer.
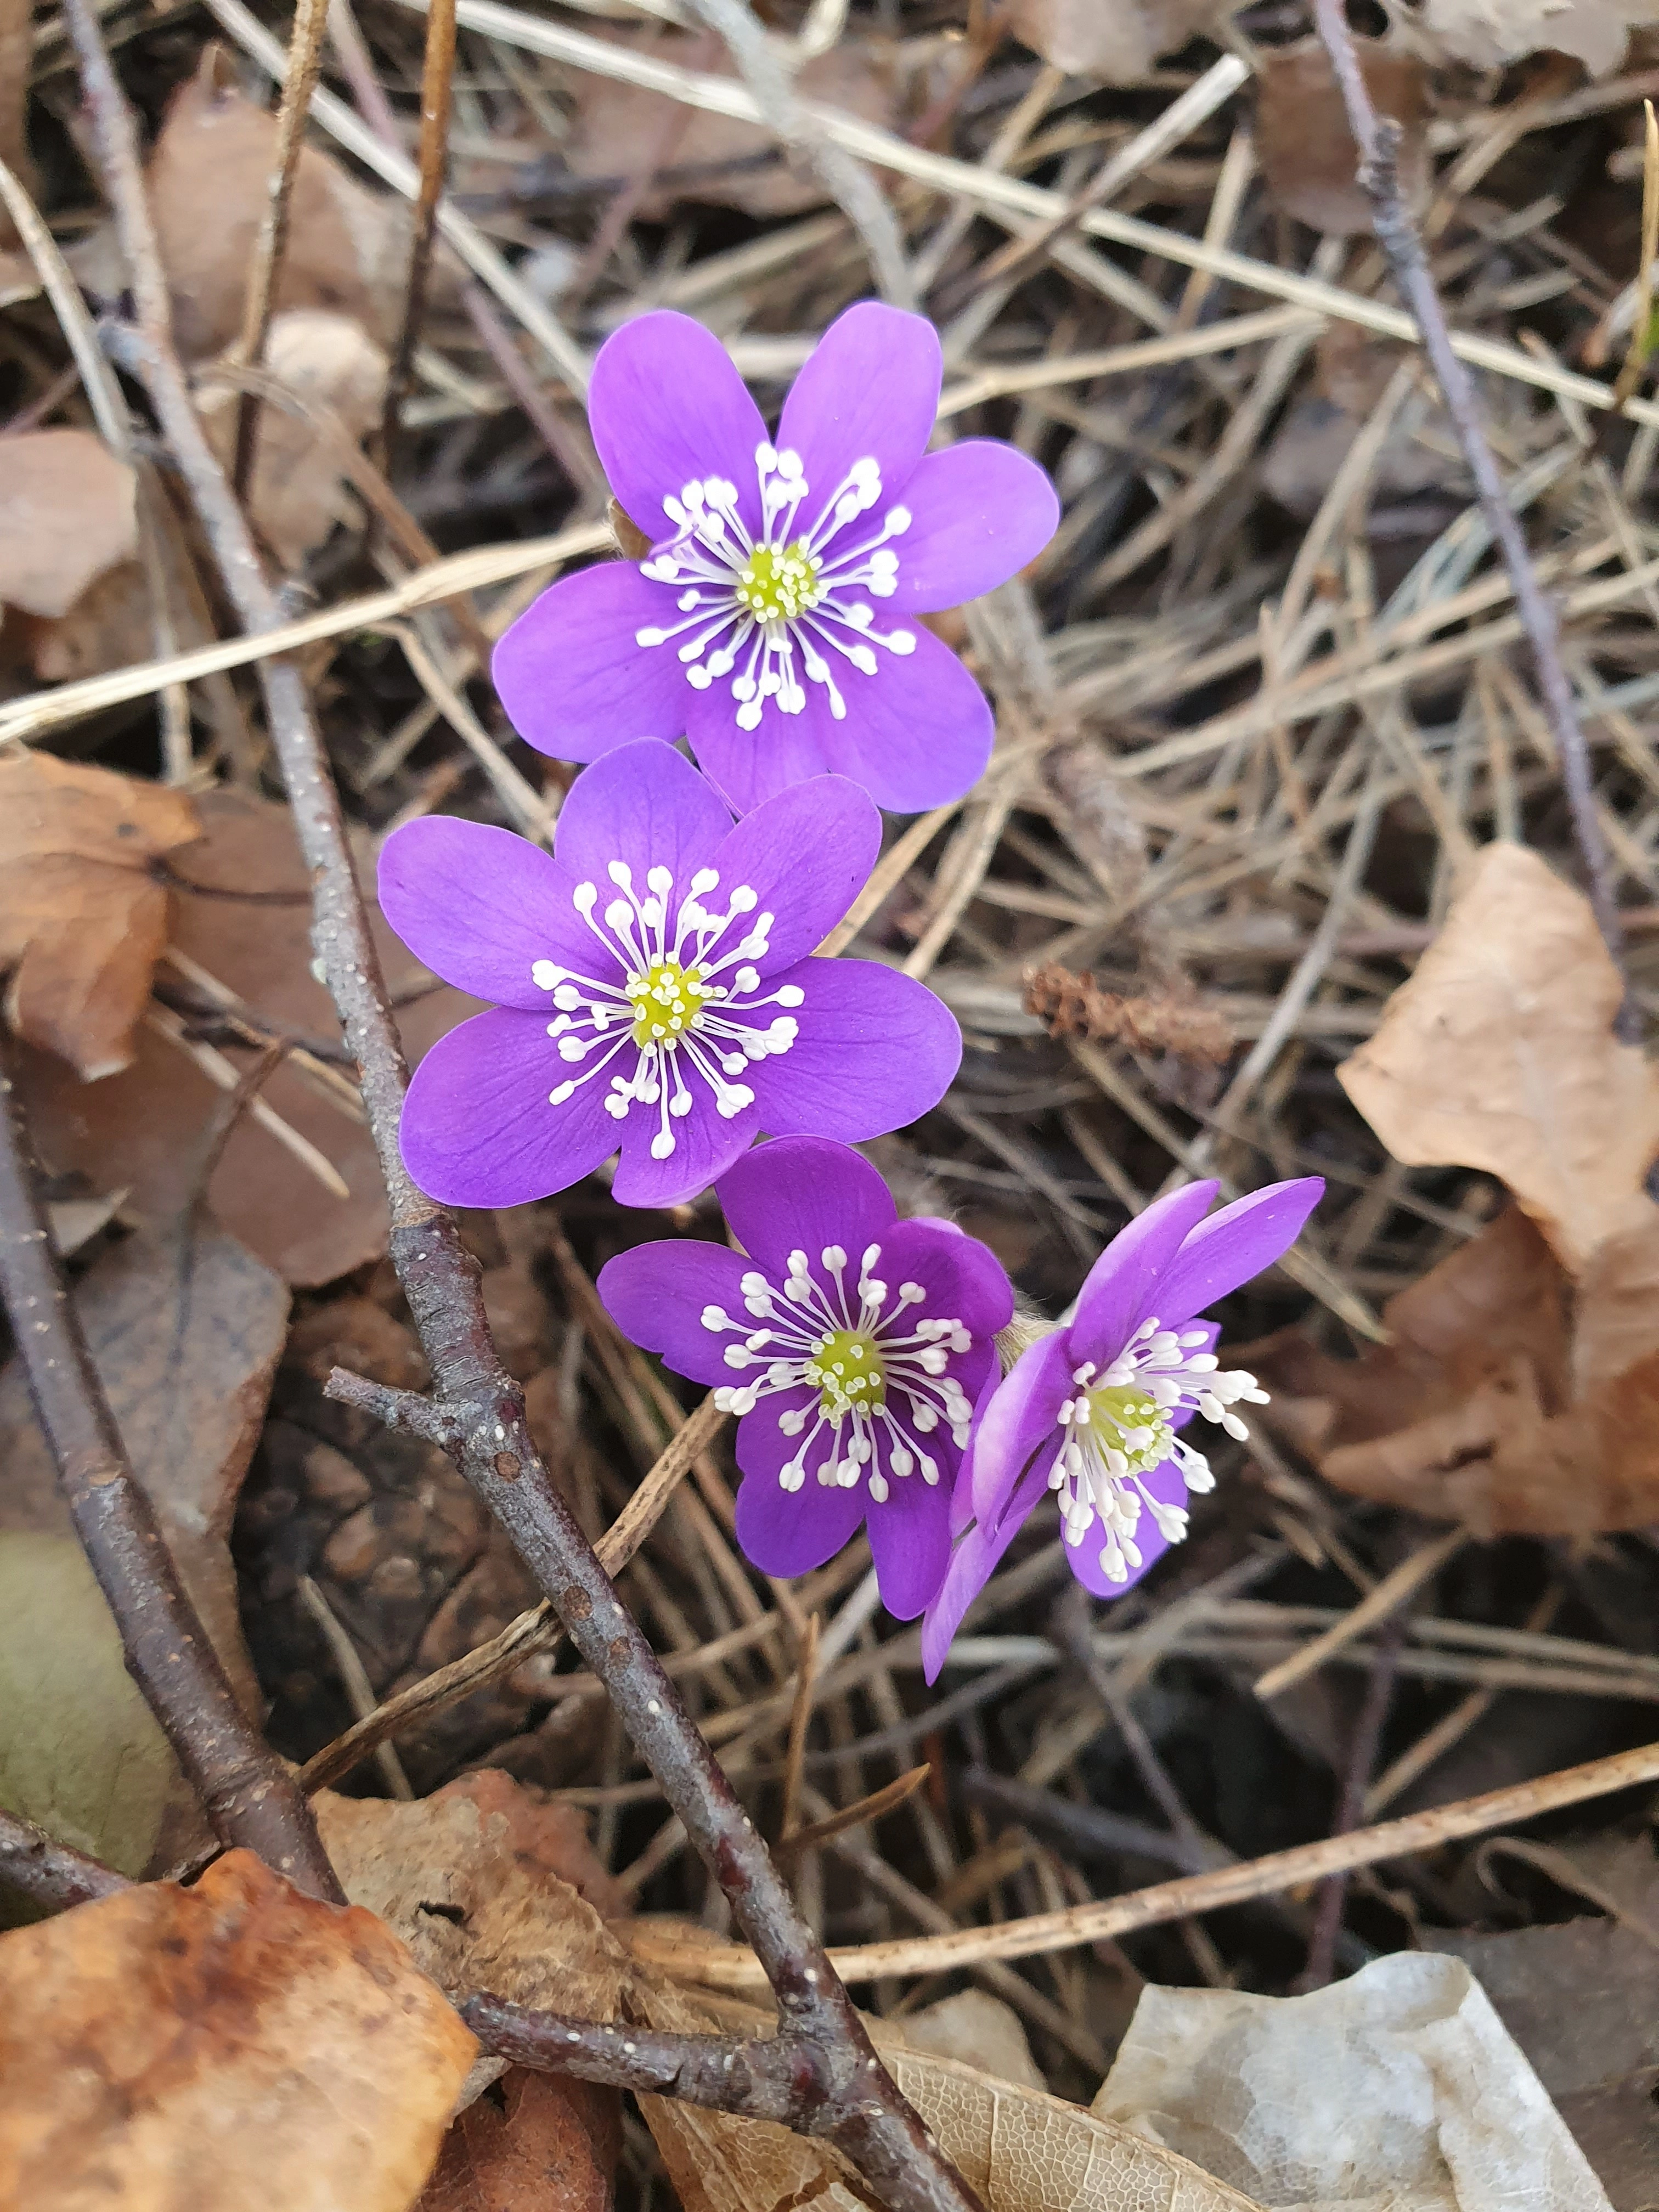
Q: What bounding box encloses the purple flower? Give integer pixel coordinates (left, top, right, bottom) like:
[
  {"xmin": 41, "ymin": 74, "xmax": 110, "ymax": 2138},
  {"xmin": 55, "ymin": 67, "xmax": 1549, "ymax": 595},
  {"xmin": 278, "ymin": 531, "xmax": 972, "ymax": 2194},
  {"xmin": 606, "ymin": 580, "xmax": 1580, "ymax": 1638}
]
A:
[
  {"xmin": 379, "ymin": 742, "xmax": 960, "ymax": 1212},
  {"xmin": 599, "ymin": 1138, "xmax": 1014, "ymax": 1617},
  {"xmin": 493, "ymin": 303, "xmax": 1059, "ymax": 816},
  {"xmin": 921, "ymin": 1176, "xmax": 1325, "ymax": 1680}
]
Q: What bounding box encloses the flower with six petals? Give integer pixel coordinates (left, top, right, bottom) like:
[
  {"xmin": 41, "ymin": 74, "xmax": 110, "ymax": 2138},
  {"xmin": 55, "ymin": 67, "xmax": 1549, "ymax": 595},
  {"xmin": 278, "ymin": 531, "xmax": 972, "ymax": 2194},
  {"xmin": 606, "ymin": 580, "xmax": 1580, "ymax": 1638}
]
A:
[
  {"xmin": 920, "ymin": 1175, "xmax": 1325, "ymax": 1680},
  {"xmin": 599, "ymin": 1138, "xmax": 1014, "ymax": 1618},
  {"xmin": 379, "ymin": 742, "xmax": 960, "ymax": 1211},
  {"xmin": 494, "ymin": 303, "xmax": 1059, "ymax": 815}
]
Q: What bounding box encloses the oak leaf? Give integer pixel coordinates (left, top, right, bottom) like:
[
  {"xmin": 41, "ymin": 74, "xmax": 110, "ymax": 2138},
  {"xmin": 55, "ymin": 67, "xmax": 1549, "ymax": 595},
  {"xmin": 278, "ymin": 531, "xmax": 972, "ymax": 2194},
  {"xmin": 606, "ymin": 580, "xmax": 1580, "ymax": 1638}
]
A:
[
  {"xmin": 0, "ymin": 1848, "xmax": 476, "ymax": 2210},
  {"xmin": 0, "ymin": 428, "xmax": 136, "ymax": 620},
  {"xmin": 0, "ymin": 753, "xmax": 200, "ymax": 1081},
  {"xmin": 1337, "ymin": 843, "xmax": 1659, "ymax": 1275}
]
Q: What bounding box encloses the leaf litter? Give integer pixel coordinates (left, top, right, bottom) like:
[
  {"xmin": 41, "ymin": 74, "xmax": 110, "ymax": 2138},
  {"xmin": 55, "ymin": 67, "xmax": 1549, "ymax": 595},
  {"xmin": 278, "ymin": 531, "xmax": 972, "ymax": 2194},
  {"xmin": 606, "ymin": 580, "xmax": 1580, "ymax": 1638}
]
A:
[{"xmin": 11, "ymin": 0, "xmax": 1659, "ymax": 2208}]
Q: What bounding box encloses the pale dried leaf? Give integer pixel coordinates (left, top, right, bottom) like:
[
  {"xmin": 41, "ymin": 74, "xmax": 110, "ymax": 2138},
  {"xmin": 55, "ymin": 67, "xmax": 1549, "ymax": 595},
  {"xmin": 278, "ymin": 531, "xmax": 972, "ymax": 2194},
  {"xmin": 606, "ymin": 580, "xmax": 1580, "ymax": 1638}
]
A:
[
  {"xmin": 1337, "ymin": 844, "xmax": 1659, "ymax": 1274},
  {"xmin": 200, "ymin": 311, "xmax": 388, "ymax": 569},
  {"xmin": 0, "ymin": 1848, "xmax": 476, "ymax": 2210},
  {"xmin": 893, "ymin": 1990, "xmax": 1045, "ymax": 2092},
  {"xmin": 0, "ymin": 430, "xmax": 136, "ymax": 620},
  {"xmin": 0, "ymin": 753, "xmax": 200, "ymax": 1080},
  {"xmin": 18, "ymin": 788, "xmax": 473, "ymax": 1283},
  {"xmin": 1255, "ymin": 38, "xmax": 1427, "ymax": 236},
  {"xmin": 1392, "ymin": 0, "xmax": 1659, "ymax": 74},
  {"xmin": 1005, "ymin": 0, "xmax": 1220, "ymax": 77}
]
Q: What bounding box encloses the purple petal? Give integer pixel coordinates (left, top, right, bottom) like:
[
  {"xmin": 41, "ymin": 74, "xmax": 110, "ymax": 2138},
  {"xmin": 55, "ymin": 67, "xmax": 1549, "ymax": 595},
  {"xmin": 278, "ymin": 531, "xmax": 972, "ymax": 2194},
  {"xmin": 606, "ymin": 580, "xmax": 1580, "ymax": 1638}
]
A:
[
  {"xmin": 706, "ymin": 776, "xmax": 880, "ymax": 971},
  {"xmin": 949, "ymin": 1363, "xmax": 1003, "ymax": 1537},
  {"xmin": 1070, "ymin": 1181, "xmax": 1220, "ymax": 1370},
  {"xmin": 866, "ymin": 1467, "xmax": 952, "ymax": 1620},
  {"xmin": 745, "ymin": 956, "xmax": 959, "ymax": 1139},
  {"xmin": 588, "ymin": 311, "xmax": 768, "ymax": 541},
  {"xmin": 399, "ymin": 1007, "xmax": 617, "ymax": 1206},
  {"xmin": 921, "ymin": 1452, "xmax": 1052, "ymax": 1684},
  {"xmin": 885, "ymin": 443, "xmax": 1060, "ymax": 611},
  {"xmin": 553, "ymin": 740, "xmax": 733, "ymax": 899},
  {"xmin": 379, "ymin": 818, "xmax": 608, "ymax": 1011},
  {"xmin": 1151, "ymin": 1177, "xmax": 1327, "ymax": 1328},
  {"xmin": 968, "ymin": 1329, "xmax": 1074, "ymax": 1528},
  {"xmin": 596, "ymin": 1239, "xmax": 753, "ymax": 1384},
  {"xmin": 879, "ymin": 1218, "xmax": 1014, "ymax": 1341},
  {"xmin": 493, "ymin": 563, "xmax": 693, "ymax": 763},
  {"xmin": 610, "ymin": 1088, "xmax": 760, "ymax": 1211},
  {"xmin": 735, "ymin": 1403, "xmax": 865, "ymax": 1577},
  {"xmin": 776, "ymin": 303, "xmax": 941, "ymax": 517},
  {"xmin": 689, "ymin": 622, "xmax": 995, "ymax": 816},
  {"xmin": 1066, "ymin": 1459, "xmax": 1186, "ymax": 1599},
  {"xmin": 715, "ymin": 1135, "xmax": 895, "ymax": 1277}
]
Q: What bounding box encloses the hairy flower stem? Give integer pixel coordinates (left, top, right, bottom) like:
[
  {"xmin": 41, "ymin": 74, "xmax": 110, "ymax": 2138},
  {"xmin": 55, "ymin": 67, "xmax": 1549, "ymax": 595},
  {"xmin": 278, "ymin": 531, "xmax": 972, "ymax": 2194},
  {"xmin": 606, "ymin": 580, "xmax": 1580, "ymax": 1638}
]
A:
[{"xmin": 60, "ymin": 13, "xmax": 983, "ymax": 2209}]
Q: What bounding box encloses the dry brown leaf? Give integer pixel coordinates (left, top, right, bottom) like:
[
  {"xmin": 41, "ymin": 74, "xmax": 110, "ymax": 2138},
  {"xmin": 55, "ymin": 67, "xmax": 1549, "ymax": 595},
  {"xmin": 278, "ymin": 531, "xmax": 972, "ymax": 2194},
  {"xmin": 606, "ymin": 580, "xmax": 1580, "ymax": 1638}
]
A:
[
  {"xmin": 1005, "ymin": 0, "xmax": 1220, "ymax": 78},
  {"xmin": 18, "ymin": 787, "xmax": 475, "ymax": 1284},
  {"xmin": 1248, "ymin": 1205, "xmax": 1659, "ymax": 1535},
  {"xmin": 0, "ymin": 429, "xmax": 136, "ymax": 621},
  {"xmin": 562, "ymin": 35, "xmax": 921, "ymax": 218},
  {"xmin": 1337, "ymin": 844, "xmax": 1659, "ymax": 1276},
  {"xmin": 0, "ymin": 1221, "xmax": 289, "ymax": 1723},
  {"xmin": 1392, "ymin": 0, "xmax": 1659, "ymax": 73},
  {"xmin": 641, "ymin": 1980, "xmax": 1265, "ymax": 2212},
  {"xmin": 1255, "ymin": 38, "xmax": 1427, "ymax": 236},
  {"xmin": 76, "ymin": 46, "xmax": 449, "ymax": 359},
  {"xmin": 892, "ymin": 1990, "xmax": 1044, "ymax": 2092},
  {"xmin": 315, "ymin": 1772, "xmax": 630, "ymax": 2018},
  {"xmin": 417, "ymin": 2070, "xmax": 621, "ymax": 2212},
  {"xmin": 0, "ymin": 1847, "xmax": 476, "ymax": 2210},
  {"xmin": 0, "ymin": 753, "xmax": 200, "ymax": 1081},
  {"xmin": 200, "ymin": 310, "xmax": 388, "ymax": 569},
  {"xmin": 0, "ymin": 248, "xmax": 39, "ymax": 308},
  {"xmin": 1261, "ymin": 328, "xmax": 1464, "ymax": 523}
]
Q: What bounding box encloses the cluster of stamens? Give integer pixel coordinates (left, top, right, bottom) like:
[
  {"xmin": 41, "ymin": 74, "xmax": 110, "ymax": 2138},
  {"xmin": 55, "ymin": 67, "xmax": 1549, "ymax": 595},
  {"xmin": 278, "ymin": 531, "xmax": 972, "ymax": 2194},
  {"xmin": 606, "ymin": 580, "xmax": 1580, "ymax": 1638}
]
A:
[
  {"xmin": 531, "ymin": 860, "xmax": 802, "ymax": 1163},
  {"xmin": 701, "ymin": 1242, "xmax": 974, "ymax": 1504},
  {"xmin": 634, "ymin": 442, "xmax": 917, "ymax": 732},
  {"xmin": 1051, "ymin": 1317, "xmax": 1269, "ymax": 1584}
]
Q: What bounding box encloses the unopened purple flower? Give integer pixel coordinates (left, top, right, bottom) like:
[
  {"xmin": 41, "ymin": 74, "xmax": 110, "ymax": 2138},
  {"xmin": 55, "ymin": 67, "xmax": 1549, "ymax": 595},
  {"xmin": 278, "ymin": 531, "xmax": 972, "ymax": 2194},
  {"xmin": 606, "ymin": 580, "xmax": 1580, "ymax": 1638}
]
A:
[
  {"xmin": 599, "ymin": 1138, "xmax": 1014, "ymax": 1617},
  {"xmin": 921, "ymin": 1176, "xmax": 1324, "ymax": 1680},
  {"xmin": 379, "ymin": 742, "xmax": 960, "ymax": 1212},
  {"xmin": 494, "ymin": 303, "xmax": 1059, "ymax": 815}
]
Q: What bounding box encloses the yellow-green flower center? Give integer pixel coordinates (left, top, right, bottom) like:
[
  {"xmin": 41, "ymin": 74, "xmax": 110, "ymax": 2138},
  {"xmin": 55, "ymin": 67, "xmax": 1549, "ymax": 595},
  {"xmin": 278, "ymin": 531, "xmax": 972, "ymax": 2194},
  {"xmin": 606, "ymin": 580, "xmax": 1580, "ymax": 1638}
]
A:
[
  {"xmin": 1083, "ymin": 1384, "xmax": 1172, "ymax": 1476},
  {"xmin": 736, "ymin": 540, "xmax": 822, "ymax": 623},
  {"xmin": 627, "ymin": 958, "xmax": 712, "ymax": 1047},
  {"xmin": 806, "ymin": 1328, "xmax": 886, "ymax": 1417}
]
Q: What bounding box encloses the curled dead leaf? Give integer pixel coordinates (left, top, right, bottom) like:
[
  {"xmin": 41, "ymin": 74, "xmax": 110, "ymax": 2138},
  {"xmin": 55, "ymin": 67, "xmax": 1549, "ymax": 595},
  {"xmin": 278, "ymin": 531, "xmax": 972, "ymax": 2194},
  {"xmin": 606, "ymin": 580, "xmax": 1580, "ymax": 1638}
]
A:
[
  {"xmin": 0, "ymin": 1847, "xmax": 476, "ymax": 2210},
  {"xmin": 1337, "ymin": 844, "xmax": 1659, "ymax": 1276},
  {"xmin": 1389, "ymin": 0, "xmax": 1658, "ymax": 74},
  {"xmin": 200, "ymin": 311, "xmax": 388, "ymax": 569},
  {"xmin": 17, "ymin": 788, "xmax": 474, "ymax": 1284},
  {"xmin": 0, "ymin": 753, "xmax": 200, "ymax": 1081},
  {"xmin": 0, "ymin": 429, "xmax": 136, "ymax": 620},
  {"xmin": 417, "ymin": 2070, "xmax": 620, "ymax": 2212},
  {"xmin": 1248, "ymin": 1205, "xmax": 1659, "ymax": 1536},
  {"xmin": 76, "ymin": 46, "xmax": 453, "ymax": 360}
]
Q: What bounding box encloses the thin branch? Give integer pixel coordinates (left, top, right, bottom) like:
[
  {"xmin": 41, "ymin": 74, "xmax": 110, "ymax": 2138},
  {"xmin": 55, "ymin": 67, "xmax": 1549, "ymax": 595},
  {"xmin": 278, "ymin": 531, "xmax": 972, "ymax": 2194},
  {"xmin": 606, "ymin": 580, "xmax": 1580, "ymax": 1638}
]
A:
[
  {"xmin": 1311, "ymin": 0, "xmax": 1634, "ymax": 1032},
  {"xmin": 464, "ymin": 1999, "xmax": 833, "ymax": 2124},
  {"xmin": 0, "ymin": 1806, "xmax": 132, "ymax": 1915},
  {"xmin": 60, "ymin": 16, "xmax": 982, "ymax": 2210},
  {"xmin": 233, "ymin": 0, "xmax": 330, "ymax": 496},
  {"xmin": 0, "ymin": 1039, "xmax": 342, "ymax": 1902},
  {"xmin": 382, "ymin": 0, "xmax": 456, "ymax": 456}
]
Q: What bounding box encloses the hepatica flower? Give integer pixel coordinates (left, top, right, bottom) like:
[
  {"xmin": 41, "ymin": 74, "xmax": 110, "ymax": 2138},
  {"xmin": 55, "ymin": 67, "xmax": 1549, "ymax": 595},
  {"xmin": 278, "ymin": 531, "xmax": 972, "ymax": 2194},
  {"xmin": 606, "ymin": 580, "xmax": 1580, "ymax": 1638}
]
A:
[
  {"xmin": 599, "ymin": 1138, "xmax": 1014, "ymax": 1616},
  {"xmin": 921, "ymin": 1176, "xmax": 1324, "ymax": 1680},
  {"xmin": 494, "ymin": 303, "xmax": 1059, "ymax": 815},
  {"xmin": 379, "ymin": 742, "xmax": 960, "ymax": 1211}
]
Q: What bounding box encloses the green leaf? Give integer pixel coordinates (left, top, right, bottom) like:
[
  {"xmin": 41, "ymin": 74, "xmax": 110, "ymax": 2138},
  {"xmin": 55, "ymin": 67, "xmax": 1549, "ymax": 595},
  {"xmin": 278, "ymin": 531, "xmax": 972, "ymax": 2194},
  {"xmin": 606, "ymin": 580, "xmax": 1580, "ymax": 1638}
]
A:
[{"xmin": 0, "ymin": 1532, "xmax": 174, "ymax": 1887}]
